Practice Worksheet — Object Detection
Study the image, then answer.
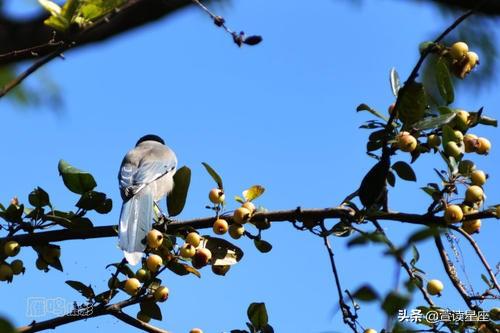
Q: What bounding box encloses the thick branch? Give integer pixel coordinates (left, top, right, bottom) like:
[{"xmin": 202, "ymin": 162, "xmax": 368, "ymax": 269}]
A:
[
  {"xmin": 3, "ymin": 207, "xmax": 498, "ymax": 247},
  {"xmin": 0, "ymin": 0, "xmax": 201, "ymax": 66},
  {"xmin": 423, "ymin": 0, "xmax": 500, "ymax": 16},
  {"xmin": 17, "ymin": 294, "xmax": 152, "ymax": 333},
  {"xmin": 433, "ymin": 235, "xmax": 479, "ymax": 311}
]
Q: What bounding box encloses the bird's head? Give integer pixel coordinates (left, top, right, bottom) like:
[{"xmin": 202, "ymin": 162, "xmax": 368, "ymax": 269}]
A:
[{"xmin": 136, "ymin": 134, "xmax": 165, "ymax": 146}]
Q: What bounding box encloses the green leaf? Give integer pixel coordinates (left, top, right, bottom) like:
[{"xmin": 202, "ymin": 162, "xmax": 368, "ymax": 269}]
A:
[
  {"xmin": 389, "ymin": 67, "xmax": 401, "ymax": 97},
  {"xmin": 2, "ymin": 204, "xmax": 24, "ymax": 223},
  {"xmin": 352, "ymin": 285, "xmax": 379, "ymax": 302},
  {"xmin": 410, "ymin": 244, "xmax": 420, "ymax": 266},
  {"xmin": 205, "ymin": 237, "xmax": 244, "ymax": 265},
  {"xmin": 358, "ymin": 157, "xmax": 390, "ymax": 208},
  {"xmin": 387, "ymin": 170, "xmax": 396, "ymax": 187},
  {"xmin": 397, "ymin": 81, "xmax": 427, "ymax": 127},
  {"xmin": 106, "ymin": 262, "xmax": 135, "ymax": 278},
  {"xmin": 76, "ymin": 191, "xmax": 107, "ymax": 211},
  {"xmin": 356, "ymin": 104, "xmax": 389, "ymax": 121},
  {"xmin": 243, "ymin": 185, "xmax": 265, "ymax": 202},
  {"xmin": 95, "ymin": 290, "xmax": 118, "ymax": 303},
  {"xmin": 65, "ymin": 280, "xmax": 95, "ymax": 299},
  {"xmin": 329, "ymin": 220, "xmax": 353, "ymax": 237},
  {"xmin": 437, "ymin": 106, "xmax": 453, "ymax": 114},
  {"xmin": 167, "ymin": 166, "xmax": 191, "ymax": 217},
  {"xmin": 0, "ymin": 317, "xmax": 15, "ymax": 333},
  {"xmin": 61, "ymin": 0, "xmax": 80, "ymax": 20},
  {"xmin": 247, "ymin": 303, "xmax": 268, "ymax": 330},
  {"xmin": 234, "ymin": 195, "xmax": 245, "ymax": 204},
  {"xmin": 435, "ymin": 58, "xmax": 454, "ymax": 105},
  {"xmin": 166, "ymin": 260, "xmax": 201, "ymax": 278},
  {"xmin": 478, "ymin": 115, "xmax": 498, "ymax": 127},
  {"xmin": 29, "ymin": 187, "xmax": 51, "ymax": 208},
  {"xmin": 48, "ymin": 257, "xmax": 63, "ymax": 272},
  {"xmin": 202, "ymin": 162, "xmax": 223, "ymax": 189},
  {"xmin": 480, "ymin": 274, "xmax": 493, "ymax": 288},
  {"xmin": 391, "ymin": 161, "xmax": 417, "ymax": 182},
  {"xmin": 78, "ymin": 0, "xmax": 126, "ymax": 21},
  {"xmin": 140, "ymin": 300, "xmax": 162, "ymax": 320},
  {"xmin": 381, "ymin": 292, "xmax": 410, "ymax": 315},
  {"xmin": 58, "ymin": 160, "xmax": 97, "ymax": 194},
  {"xmin": 412, "ymin": 113, "xmax": 455, "ymax": 131},
  {"xmin": 407, "ymin": 227, "xmax": 440, "ymax": 244},
  {"xmin": 441, "ymin": 124, "xmax": 456, "ymax": 148},
  {"xmin": 254, "ymin": 239, "xmax": 272, "ymax": 253},
  {"xmin": 347, "ymin": 232, "xmax": 388, "ymax": 247}
]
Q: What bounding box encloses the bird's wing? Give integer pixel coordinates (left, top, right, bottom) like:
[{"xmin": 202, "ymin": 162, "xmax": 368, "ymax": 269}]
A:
[{"xmin": 119, "ymin": 150, "xmax": 177, "ymax": 199}]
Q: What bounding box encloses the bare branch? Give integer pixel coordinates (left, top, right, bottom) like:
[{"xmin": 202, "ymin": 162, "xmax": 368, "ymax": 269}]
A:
[
  {"xmin": 449, "ymin": 225, "xmax": 500, "ymax": 294},
  {"xmin": 111, "ymin": 311, "xmax": 171, "ymax": 333}
]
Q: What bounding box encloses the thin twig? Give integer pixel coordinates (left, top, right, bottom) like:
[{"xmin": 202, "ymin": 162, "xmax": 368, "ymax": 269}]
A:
[
  {"xmin": 111, "ymin": 311, "xmax": 171, "ymax": 333},
  {"xmin": 449, "ymin": 225, "xmax": 500, "ymax": 294},
  {"xmin": 320, "ymin": 223, "xmax": 358, "ymax": 333}
]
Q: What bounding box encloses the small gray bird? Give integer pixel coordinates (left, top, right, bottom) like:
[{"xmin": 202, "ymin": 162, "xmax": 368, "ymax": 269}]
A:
[{"xmin": 118, "ymin": 135, "xmax": 177, "ymax": 265}]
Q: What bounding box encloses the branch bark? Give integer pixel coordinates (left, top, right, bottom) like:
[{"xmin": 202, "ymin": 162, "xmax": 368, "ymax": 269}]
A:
[
  {"xmin": 111, "ymin": 311, "xmax": 171, "ymax": 333},
  {"xmin": 3, "ymin": 207, "xmax": 498, "ymax": 247},
  {"xmin": 0, "ymin": 0, "xmax": 202, "ymax": 66}
]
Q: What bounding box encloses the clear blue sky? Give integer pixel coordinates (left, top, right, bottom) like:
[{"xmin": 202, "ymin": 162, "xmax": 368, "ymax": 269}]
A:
[{"xmin": 1, "ymin": 1, "xmax": 499, "ymax": 332}]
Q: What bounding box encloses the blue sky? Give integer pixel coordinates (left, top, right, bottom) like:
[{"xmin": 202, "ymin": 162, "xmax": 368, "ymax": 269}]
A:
[{"xmin": 1, "ymin": 1, "xmax": 499, "ymax": 332}]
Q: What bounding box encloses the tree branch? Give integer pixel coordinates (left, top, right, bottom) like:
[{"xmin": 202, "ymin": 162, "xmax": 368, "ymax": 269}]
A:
[
  {"xmin": 3, "ymin": 207, "xmax": 498, "ymax": 247},
  {"xmin": 111, "ymin": 311, "xmax": 171, "ymax": 333},
  {"xmin": 0, "ymin": 0, "xmax": 204, "ymax": 66},
  {"xmin": 449, "ymin": 225, "xmax": 500, "ymax": 294},
  {"xmin": 17, "ymin": 294, "xmax": 153, "ymax": 333},
  {"xmin": 433, "ymin": 235, "xmax": 479, "ymax": 311}
]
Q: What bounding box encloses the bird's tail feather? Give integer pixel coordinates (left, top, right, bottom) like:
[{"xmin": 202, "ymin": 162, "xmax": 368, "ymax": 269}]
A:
[{"xmin": 119, "ymin": 187, "xmax": 153, "ymax": 266}]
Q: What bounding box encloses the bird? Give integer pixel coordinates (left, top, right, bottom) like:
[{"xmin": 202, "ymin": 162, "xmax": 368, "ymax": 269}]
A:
[{"xmin": 118, "ymin": 134, "xmax": 177, "ymax": 265}]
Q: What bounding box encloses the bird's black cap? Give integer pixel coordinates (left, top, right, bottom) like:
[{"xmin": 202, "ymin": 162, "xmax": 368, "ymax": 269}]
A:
[{"xmin": 136, "ymin": 134, "xmax": 165, "ymax": 146}]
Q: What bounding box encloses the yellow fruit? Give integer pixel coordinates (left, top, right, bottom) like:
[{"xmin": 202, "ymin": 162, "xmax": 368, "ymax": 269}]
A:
[
  {"xmin": 11, "ymin": 260, "xmax": 24, "ymax": 275},
  {"xmin": 460, "ymin": 204, "xmax": 476, "ymax": 215},
  {"xmin": 465, "ymin": 185, "xmax": 484, "ymax": 203},
  {"xmin": 4, "ymin": 241, "xmax": 20, "ymax": 257},
  {"xmin": 0, "ymin": 264, "xmax": 13, "ymax": 281},
  {"xmin": 427, "ymin": 134, "xmax": 441, "ymax": 148},
  {"xmin": 135, "ymin": 268, "xmax": 150, "ymax": 282},
  {"xmin": 146, "ymin": 254, "xmax": 163, "ymax": 273},
  {"xmin": 146, "ymin": 229, "xmax": 164, "ymax": 249},
  {"xmin": 180, "ymin": 243, "xmax": 196, "ymax": 258},
  {"xmin": 208, "ymin": 188, "xmax": 225, "ymax": 204},
  {"xmin": 36, "ymin": 258, "xmax": 48, "ymax": 271},
  {"xmin": 137, "ymin": 311, "xmax": 151, "ymax": 323},
  {"xmin": 190, "ymin": 329, "xmax": 203, "ymax": 333},
  {"xmin": 463, "ymin": 134, "xmax": 479, "ymax": 153},
  {"xmin": 228, "ymin": 223, "xmax": 245, "ymax": 239},
  {"xmin": 153, "ymin": 286, "xmax": 169, "ymax": 302},
  {"xmin": 426, "ymin": 279, "xmax": 444, "ymax": 295},
  {"xmin": 124, "ymin": 278, "xmax": 141, "ymax": 296},
  {"xmin": 466, "ymin": 51, "xmax": 479, "ymax": 67},
  {"xmin": 444, "ymin": 141, "xmax": 462, "ymax": 158},
  {"xmin": 462, "ymin": 219, "xmax": 481, "ymax": 234},
  {"xmin": 452, "ymin": 130, "xmax": 464, "ymax": 143},
  {"xmin": 470, "ymin": 170, "xmax": 487, "ymax": 186},
  {"xmin": 233, "ymin": 207, "xmax": 251, "ymax": 224},
  {"xmin": 449, "ymin": 41, "xmax": 468, "ymax": 60},
  {"xmin": 242, "ymin": 202, "xmax": 256, "ymax": 213},
  {"xmin": 454, "ymin": 110, "xmax": 470, "ymax": 132},
  {"xmin": 496, "ymin": 206, "xmax": 500, "ymax": 219},
  {"xmin": 41, "ymin": 246, "xmax": 60, "ymax": 264},
  {"xmin": 192, "ymin": 248, "xmax": 212, "ymax": 269},
  {"xmin": 364, "ymin": 329, "xmax": 377, "ymax": 333},
  {"xmin": 444, "ymin": 205, "xmax": 463, "ymax": 223},
  {"xmin": 213, "ymin": 218, "xmax": 229, "ymax": 235},
  {"xmin": 476, "ymin": 137, "xmax": 491, "ymax": 155},
  {"xmin": 212, "ymin": 264, "xmax": 230, "ymax": 276},
  {"xmin": 397, "ymin": 132, "xmax": 417, "ymax": 153},
  {"xmin": 108, "ymin": 277, "xmax": 120, "ymax": 289},
  {"xmin": 186, "ymin": 232, "xmax": 201, "ymax": 247}
]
